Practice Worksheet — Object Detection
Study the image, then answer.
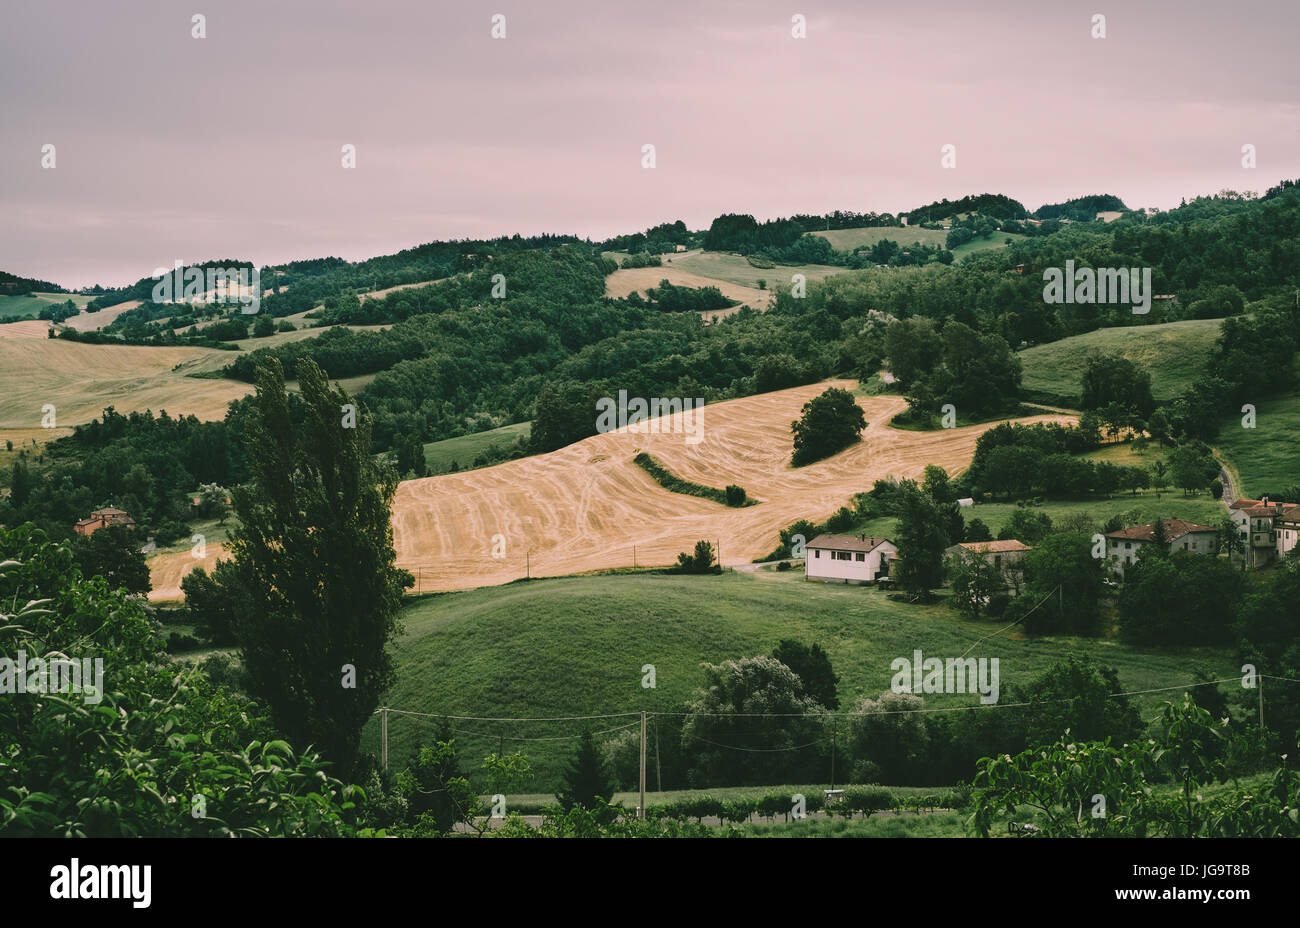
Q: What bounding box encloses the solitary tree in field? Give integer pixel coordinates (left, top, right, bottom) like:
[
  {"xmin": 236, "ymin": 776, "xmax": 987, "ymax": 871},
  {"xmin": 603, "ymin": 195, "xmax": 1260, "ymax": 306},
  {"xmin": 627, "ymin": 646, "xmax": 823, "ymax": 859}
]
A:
[
  {"xmin": 790, "ymin": 387, "xmax": 867, "ymax": 467},
  {"xmin": 228, "ymin": 358, "xmax": 411, "ymax": 776}
]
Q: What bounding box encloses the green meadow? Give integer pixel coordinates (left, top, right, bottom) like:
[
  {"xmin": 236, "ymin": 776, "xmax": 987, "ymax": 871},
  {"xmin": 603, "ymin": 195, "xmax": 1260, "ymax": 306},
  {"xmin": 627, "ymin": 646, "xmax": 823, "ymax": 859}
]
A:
[
  {"xmin": 1019, "ymin": 318, "xmax": 1222, "ymax": 404},
  {"xmin": 361, "ymin": 569, "xmax": 1235, "ymax": 792},
  {"xmin": 420, "ymin": 421, "xmax": 532, "ymax": 473}
]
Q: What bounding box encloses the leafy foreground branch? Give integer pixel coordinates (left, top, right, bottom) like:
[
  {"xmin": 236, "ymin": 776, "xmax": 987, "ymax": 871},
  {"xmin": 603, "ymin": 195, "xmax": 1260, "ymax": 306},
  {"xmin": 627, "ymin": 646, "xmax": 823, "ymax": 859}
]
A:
[
  {"xmin": 0, "ymin": 525, "xmax": 370, "ymax": 837},
  {"xmin": 969, "ymin": 696, "xmax": 1300, "ymax": 837}
]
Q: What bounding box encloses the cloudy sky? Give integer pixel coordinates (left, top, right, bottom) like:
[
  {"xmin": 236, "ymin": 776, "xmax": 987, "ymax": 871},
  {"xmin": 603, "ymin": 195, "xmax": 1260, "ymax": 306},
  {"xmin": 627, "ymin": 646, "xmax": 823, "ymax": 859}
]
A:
[{"xmin": 2, "ymin": 0, "xmax": 1296, "ymax": 288}]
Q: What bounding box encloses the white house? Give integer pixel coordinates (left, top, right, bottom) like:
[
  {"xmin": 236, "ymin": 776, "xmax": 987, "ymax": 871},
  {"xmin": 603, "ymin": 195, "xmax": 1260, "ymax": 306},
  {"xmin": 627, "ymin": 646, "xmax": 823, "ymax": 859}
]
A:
[
  {"xmin": 1228, "ymin": 496, "xmax": 1298, "ymax": 568},
  {"xmin": 1276, "ymin": 510, "xmax": 1300, "ymax": 560},
  {"xmin": 804, "ymin": 534, "xmax": 896, "ymax": 585},
  {"xmin": 1105, "ymin": 518, "xmax": 1219, "ymax": 578}
]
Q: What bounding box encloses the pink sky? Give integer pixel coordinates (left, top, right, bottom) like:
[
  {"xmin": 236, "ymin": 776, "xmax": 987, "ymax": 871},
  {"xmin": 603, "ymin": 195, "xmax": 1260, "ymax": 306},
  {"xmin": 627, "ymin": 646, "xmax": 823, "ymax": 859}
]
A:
[{"xmin": 2, "ymin": 0, "xmax": 1297, "ymax": 288}]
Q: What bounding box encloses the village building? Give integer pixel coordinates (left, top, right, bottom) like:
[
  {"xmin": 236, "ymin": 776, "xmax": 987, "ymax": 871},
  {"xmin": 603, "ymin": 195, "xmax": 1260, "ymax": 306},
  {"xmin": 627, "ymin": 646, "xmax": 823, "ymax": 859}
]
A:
[
  {"xmin": 1276, "ymin": 510, "xmax": 1300, "ymax": 560},
  {"xmin": 945, "ymin": 539, "xmax": 1030, "ymax": 573},
  {"xmin": 1105, "ymin": 518, "xmax": 1219, "ymax": 578},
  {"xmin": 73, "ymin": 507, "xmax": 135, "ymax": 536},
  {"xmin": 804, "ymin": 534, "xmax": 897, "ymax": 585},
  {"xmin": 1228, "ymin": 496, "xmax": 1299, "ymax": 567}
]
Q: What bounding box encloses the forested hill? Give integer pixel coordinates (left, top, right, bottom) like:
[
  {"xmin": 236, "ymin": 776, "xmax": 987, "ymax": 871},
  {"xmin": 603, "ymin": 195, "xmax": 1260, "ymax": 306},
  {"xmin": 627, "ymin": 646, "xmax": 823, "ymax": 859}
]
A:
[
  {"xmin": 193, "ymin": 183, "xmax": 1300, "ymax": 470},
  {"xmin": 0, "ymin": 270, "xmax": 66, "ymax": 295}
]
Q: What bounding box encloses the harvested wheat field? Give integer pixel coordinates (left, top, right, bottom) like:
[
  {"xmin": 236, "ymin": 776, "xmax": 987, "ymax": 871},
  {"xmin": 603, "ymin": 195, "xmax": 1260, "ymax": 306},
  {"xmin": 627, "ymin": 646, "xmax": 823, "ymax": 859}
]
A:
[
  {"xmin": 0, "ymin": 319, "xmax": 53, "ymax": 339},
  {"xmin": 61, "ymin": 300, "xmax": 143, "ymax": 332},
  {"xmin": 147, "ymin": 542, "xmax": 228, "ymax": 602},
  {"xmin": 0, "ymin": 335, "xmax": 252, "ymax": 429},
  {"xmin": 604, "ymin": 266, "xmax": 771, "ymax": 318},
  {"xmin": 391, "ymin": 381, "xmax": 1074, "ymax": 593}
]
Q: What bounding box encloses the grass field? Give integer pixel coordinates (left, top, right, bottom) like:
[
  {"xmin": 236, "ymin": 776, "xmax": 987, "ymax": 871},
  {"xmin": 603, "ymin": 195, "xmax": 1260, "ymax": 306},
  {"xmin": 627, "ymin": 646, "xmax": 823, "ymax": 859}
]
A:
[
  {"xmin": 804, "ymin": 227, "xmax": 1028, "ymax": 261},
  {"xmin": 421, "ymin": 421, "xmax": 532, "ymax": 473},
  {"xmin": 360, "ymin": 569, "xmax": 1235, "ymax": 792},
  {"xmin": 733, "ymin": 811, "xmax": 969, "ymax": 837},
  {"xmin": 1214, "ymin": 390, "xmax": 1300, "ymax": 495},
  {"xmin": 1019, "ymin": 319, "xmax": 1222, "ymax": 404},
  {"xmin": 849, "ymin": 491, "xmax": 1226, "ymax": 543},
  {"xmin": 812, "ymin": 226, "xmax": 950, "ymax": 253},
  {"xmin": 667, "ymin": 250, "xmax": 847, "ymax": 289},
  {"xmin": 1080, "ymin": 440, "xmax": 1168, "ymax": 469},
  {"xmin": 0, "ymin": 292, "xmax": 91, "ymax": 321}
]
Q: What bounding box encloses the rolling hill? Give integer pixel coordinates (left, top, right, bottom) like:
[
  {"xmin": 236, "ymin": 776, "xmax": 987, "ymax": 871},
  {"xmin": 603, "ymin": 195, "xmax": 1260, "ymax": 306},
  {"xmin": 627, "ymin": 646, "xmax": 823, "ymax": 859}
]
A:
[
  {"xmin": 1018, "ymin": 318, "xmax": 1223, "ymax": 405},
  {"xmin": 802, "ymin": 226, "xmax": 1029, "ymax": 261},
  {"xmin": 388, "ymin": 380, "xmax": 1073, "ymax": 594},
  {"xmin": 0, "ymin": 326, "xmax": 252, "ymax": 430},
  {"xmin": 604, "ymin": 264, "xmax": 770, "ymax": 318},
  {"xmin": 359, "ymin": 569, "xmax": 1235, "ymax": 792}
]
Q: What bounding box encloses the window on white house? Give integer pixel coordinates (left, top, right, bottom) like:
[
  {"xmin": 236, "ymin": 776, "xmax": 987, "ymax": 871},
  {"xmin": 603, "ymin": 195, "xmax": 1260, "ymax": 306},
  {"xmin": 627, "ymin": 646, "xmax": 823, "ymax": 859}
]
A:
[{"xmin": 855, "ymin": 553, "xmax": 864, "ymax": 561}]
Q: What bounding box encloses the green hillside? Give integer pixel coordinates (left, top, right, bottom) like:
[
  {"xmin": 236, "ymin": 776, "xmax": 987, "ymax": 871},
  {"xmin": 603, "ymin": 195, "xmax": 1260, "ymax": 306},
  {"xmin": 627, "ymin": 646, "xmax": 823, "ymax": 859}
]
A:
[
  {"xmin": 1215, "ymin": 390, "xmax": 1300, "ymax": 495},
  {"xmin": 0, "ymin": 292, "xmax": 90, "ymax": 320},
  {"xmin": 804, "ymin": 226, "xmax": 1027, "ymax": 261},
  {"xmin": 1019, "ymin": 318, "xmax": 1222, "ymax": 405},
  {"xmin": 361, "ymin": 570, "xmax": 1234, "ymax": 792},
  {"xmin": 421, "ymin": 421, "xmax": 531, "ymax": 473}
]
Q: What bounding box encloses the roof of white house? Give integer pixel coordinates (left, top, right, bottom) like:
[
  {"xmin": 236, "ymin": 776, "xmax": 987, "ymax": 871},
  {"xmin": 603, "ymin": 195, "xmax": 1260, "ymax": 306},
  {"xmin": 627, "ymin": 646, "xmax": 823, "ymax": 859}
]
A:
[
  {"xmin": 1105, "ymin": 518, "xmax": 1218, "ymax": 543},
  {"xmin": 950, "ymin": 539, "xmax": 1030, "ymax": 554},
  {"xmin": 806, "ymin": 533, "xmax": 891, "ymax": 553}
]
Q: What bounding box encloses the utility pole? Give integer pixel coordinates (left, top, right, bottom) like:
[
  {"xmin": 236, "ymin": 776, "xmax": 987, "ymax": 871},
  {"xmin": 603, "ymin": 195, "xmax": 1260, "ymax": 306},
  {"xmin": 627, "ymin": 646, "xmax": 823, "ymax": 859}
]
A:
[
  {"xmin": 633, "ymin": 544, "xmax": 637, "ymax": 568},
  {"xmin": 654, "ymin": 720, "xmax": 662, "ymax": 792},
  {"xmin": 526, "ymin": 549, "xmax": 530, "ymax": 580},
  {"xmin": 1259, "ymin": 676, "xmax": 1264, "ymax": 729},
  {"xmin": 830, "ymin": 717, "xmax": 837, "ymax": 792},
  {"xmin": 380, "ymin": 706, "xmax": 388, "ymax": 773},
  {"xmin": 639, "ymin": 710, "xmax": 648, "ymax": 819}
]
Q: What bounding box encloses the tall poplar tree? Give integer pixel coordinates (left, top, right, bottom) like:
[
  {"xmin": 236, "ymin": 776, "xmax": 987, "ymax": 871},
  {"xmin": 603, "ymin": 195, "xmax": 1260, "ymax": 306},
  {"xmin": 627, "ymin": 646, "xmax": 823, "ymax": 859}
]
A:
[{"xmin": 230, "ymin": 358, "xmax": 410, "ymax": 774}]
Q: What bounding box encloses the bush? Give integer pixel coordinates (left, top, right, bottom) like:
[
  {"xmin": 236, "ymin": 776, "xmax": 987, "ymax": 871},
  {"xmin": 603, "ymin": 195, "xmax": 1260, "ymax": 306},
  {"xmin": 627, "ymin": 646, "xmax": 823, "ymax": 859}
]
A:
[
  {"xmin": 724, "ymin": 484, "xmax": 747, "ymax": 507},
  {"xmin": 154, "ymin": 519, "xmax": 190, "ymax": 546},
  {"xmin": 841, "ymin": 787, "xmax": 896, "ymax": 817},
  {"xmin": 670, "ymin": 540, "xmax": 720, "ymax": 574},
  {"xmin": 165, "ymin": 631, "xmax": 202, "ymax": 653},
  {"xmin": 986, "ymin": 592, "xmax": 1012, "ymax": 618}
]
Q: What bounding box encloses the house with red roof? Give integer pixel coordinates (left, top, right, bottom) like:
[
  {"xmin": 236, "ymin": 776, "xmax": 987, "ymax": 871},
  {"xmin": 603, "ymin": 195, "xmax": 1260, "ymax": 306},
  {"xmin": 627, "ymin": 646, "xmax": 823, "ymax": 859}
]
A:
[
  {"xmin": 1227, "ymin": 496, "xmax": 1298, "ymax": 568},
  {"xmin": 1104, "ymin": 518, "xmax": 1219, "ymax": 578},
  {"xmin": 804, "ymin": 534, "xmax": 897, "ymax": 585}
]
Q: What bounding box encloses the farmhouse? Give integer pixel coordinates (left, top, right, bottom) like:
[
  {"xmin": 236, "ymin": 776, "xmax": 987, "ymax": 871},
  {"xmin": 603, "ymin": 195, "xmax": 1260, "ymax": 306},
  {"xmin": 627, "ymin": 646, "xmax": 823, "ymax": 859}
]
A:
[
  {"xmin": 804, "ymin": 534, "xmax": 896, "ymax": 585},
  {"xmin": 945, "ymin": 539, "xmax": 1030, "ymax": 572},
  {"xmin": 73, "ymin": 507, "xmax": 135, "ymax": 536},
  {"xmin": 1228, "ymin": 496, "xmax": 1298, "ymax": 568},
  {"xmin": 1105, "ymin": 518, "xmax": 1219, "ymax": 578}
]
